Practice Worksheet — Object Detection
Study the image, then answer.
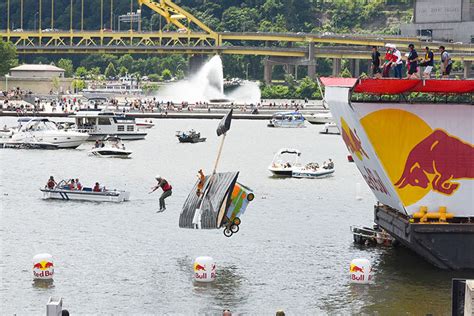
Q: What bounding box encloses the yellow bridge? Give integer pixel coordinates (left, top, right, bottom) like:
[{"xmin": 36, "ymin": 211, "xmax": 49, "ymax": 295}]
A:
[{"xmin": 1, "ymin": 0, "xmax": 473, "ymax": 80}]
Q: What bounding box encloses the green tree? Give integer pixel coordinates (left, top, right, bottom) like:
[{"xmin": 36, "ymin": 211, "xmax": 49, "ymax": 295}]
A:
[
  {"xmin": 162, "ymin": 69, "xmax": 172, "ymax": 81},
  {"xmin": 72, "ymin": 79, "xmax": 86, "ymax": 92},
  {"xmin": 295, "ymin": 77, "xmax": 317, "ymax": 99},
  {"xmin": 340, "ymin": 68, "xmax": 352, "ymax": 78},
  {"xmin": 104, "ymin": 62, "xmax": 117, "ymax": 79},
  {"xmin": 75, "ymin": 66, "xmax": 88, "ymax": 78},
  {"xmin": 0, "ymin": 40, "xmax": 18, "ymax": 76},
  {"xmin": 118, "ymin": 54, "xmax": 134, "ymax": 70},
  {"xmin": 119, "ymin": 66, "xmax": 128, "ymax": 76},
  {"xmin": 57, "ymin": 58, "xmax": 74, "ymax": 77},
  {"xmin": 51, "ymin": 76, "xmax": 60, "ymax": 92}
]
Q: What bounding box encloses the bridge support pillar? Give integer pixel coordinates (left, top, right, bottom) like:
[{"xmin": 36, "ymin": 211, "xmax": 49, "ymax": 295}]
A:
[
  {"xmin": 307, "ymin": 42, "xmax": 316, "ymax": 79},
  {"xmin": 463, "ymin": 61, "xmax": 472, "ymax": 78},
  {"xmin": 348, "ymin": 59, "xmax": 360, "ymax": 77},
  {"xmin": 264, "ymin": 58, "xmax": 273, "ymax": 84},
  {"xmin": 332, "ymin": 58, "xmax": 342, "ymax": 76}
]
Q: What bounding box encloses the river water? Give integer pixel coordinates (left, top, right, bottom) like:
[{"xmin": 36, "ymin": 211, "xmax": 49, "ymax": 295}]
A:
[{"xmin": 1, "ymin": 117, "xmax": 473, "ymax": 315}]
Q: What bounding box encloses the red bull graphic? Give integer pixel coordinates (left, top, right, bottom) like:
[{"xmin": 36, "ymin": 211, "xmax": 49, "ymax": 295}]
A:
[
  {"xmin": 340, "ymin": 117, "xmax": 369, "ymax": 161},
  {"xmin": 33, "ymin": 260, "xmax": 54, "ymax": 279},
  {"xmin": 350, "ymin": 264, "xmax": 364, "ymax": 273},
  {"xmin": 194, "ymin": 263, "xmax": 206, "ymax": 272},
  {"xmin": 395, "ymin": 129, "xmax": 474, "ymax": 195}
]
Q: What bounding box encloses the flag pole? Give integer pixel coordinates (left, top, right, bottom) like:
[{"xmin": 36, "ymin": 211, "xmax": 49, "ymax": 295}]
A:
[{"xmin": 212, "ymin": 133, "xmax": 226, "ymax": 175}]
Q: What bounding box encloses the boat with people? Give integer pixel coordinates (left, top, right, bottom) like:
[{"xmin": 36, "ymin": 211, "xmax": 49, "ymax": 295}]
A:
[
  {"xmin": 176, "ymin": 130, "xmax": 206, "ymax": 143},
  {"xmin": 268, "ymin": 148, "xmax": 302, "ymax": 176},
  {"xmin": 70, "ymin": 110, "xmax": 147, "ymax": 140},
  {"xmin": 292, "ymin": 160, "xmax": 335, "ymax": 178},
  {"xmin": 9, "ymin": 118, "xmax": 89, "ymax": 149},
  {"xmin": 305, "ymin": 110, "xmax": 333, "ymax": 125},
  {"xmin": 89, "ymin": 136, "xmax": 132, "ymax": 158},
  {"xmin": 319, "ymin": 122, "xmax": 341, "ymax": 135},
  {"xmin": 267, "ymin": 112, "xmax": 305, "ymax": 128},
  {"xmin": 136, "ymin": 119, "xmax": 155, "ymax": 129},
  {"xmin": 41, "ymin": 178, "xmax": 130, "ymax": 202}
]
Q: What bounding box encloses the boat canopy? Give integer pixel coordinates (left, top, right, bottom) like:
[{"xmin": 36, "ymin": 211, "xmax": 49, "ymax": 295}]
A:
[
  {"xmin": 320, "ymin": 78, "xmax": 474, "ymax": 95},
  {"xmin": 179, "ymin": 172, "xmax": 239, "ymax": 229},
  {"xmin": 273, "ymin": 111, "xmax": 304, "ymax": 117}
]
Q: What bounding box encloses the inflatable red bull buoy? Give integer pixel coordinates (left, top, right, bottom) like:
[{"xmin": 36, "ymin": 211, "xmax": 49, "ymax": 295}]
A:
[
  {"xmin": 33, "ymin": 253, "xmax": 54, "ymax": 281},
  {"xmin": 193, "ymin": 256, "xmax": 216, "ymax": 283},
  {"xmin": 349, "ymin": 258, "xmax": 373, "ymax": 284}
]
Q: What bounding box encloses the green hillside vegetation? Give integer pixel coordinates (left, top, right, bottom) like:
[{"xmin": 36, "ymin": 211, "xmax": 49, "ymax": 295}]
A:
[{"xmin": 1, "ymin": 0, "xmax": 416, "ymax": 98}]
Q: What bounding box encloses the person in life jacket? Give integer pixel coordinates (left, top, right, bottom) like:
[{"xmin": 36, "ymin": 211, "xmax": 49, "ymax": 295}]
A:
[
  {"xmin": 149, "ymin": 175, "xmax": 172, "ymax": 212},
  {"xmin": 46, "ymin": 176, "xmax": 57, "ymax": 189},
  {"xmin": 439, "ymin": 45, "xmax": 453, "ymax": 78},
  {"xmin": 196, "ymin": 169, "xmax": 206, "ymax": 196},
  {"xmin": 419, "ymin": 46, "xmax": 434, "ymax": 78}
]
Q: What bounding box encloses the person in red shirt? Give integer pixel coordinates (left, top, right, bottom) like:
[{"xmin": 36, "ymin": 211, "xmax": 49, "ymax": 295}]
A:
[
  {"xmin": 149, "ymin": 175, "xmax": 172, "ymax": 212},
  {"xmin": 68, "ymin": 179, "xmax": 75, "ymax": 190},
  {"xmin": 75, "ymin": 178, "xmax": 82, "ymax": 191},
  {"xmin": 93, "ymin": 182, "xmax": 101, "ymax": 192}
]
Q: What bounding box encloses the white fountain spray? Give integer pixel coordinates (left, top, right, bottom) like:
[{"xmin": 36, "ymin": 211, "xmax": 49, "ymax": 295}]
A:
[{"xmin": 156, "ymin": 55, "xmax": 260, "ymax": 104}]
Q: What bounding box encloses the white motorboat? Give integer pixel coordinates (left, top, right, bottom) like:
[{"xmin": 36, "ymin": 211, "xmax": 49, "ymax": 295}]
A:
[
  {"xmin": 89, "ymin": 136, "xmax": 132, "ymax": 158},
  {"xmin": 136, "ymin": 119, "xmax": 155, "ymax": 129},
  {"xmin": 71, "ymin": 110, "xmax": 147, "ymax": 140},
  {"xmin": 41, "ymin": 180, "xmax": 130, "ymax": 202},
  {"xmin": 268, "ymin": 148, "xmax": 302, "ymax": 176},
  {"xmin": 267, "ymin": 112, "xmax": 305, "ymax": 128},
  {"xmin": 319, "ymin": 122, "xmax": 340, "ymax": 135},
  {"xmin": 305, "ymin": 111, "xmax": 333, "ymax": 125},
  {"xmin": 10, "ymin": 118, "xmax": 89, "ymax": 149},
  {"xmin": 292, "ymin": 163, "xmax": 335, "ymax": 178}
]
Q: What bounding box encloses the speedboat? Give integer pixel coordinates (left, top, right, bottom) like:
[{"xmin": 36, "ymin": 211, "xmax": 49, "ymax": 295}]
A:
[
  {"xmin": 136, "ymin": 119, "xmax": 155, "ymax": 129},
  {"xmin": 268, "ymin": 148, "xmax": 302, "ymax": 176},
  {"xmin": 176, "ymin": 130, "xmax": 206, "ymax": 143},
  {"xmin": 267, "ymin": 112, "xmax": 305, "ymax": 128},
  {"xmin": 41, "ymin": 180, "xmax": 130, "ymax": 202},
  {"xmin": 2, "ymin": 138, "xmax": 58, "ymax": 150},
  {"xmin": 71, "ymin": 110, "xmax": 147, "ymax": 140},
  {"xmin": 10, "ymin": 118, "xmax": 89, "ymax": 149},
  {"xmin": 292, "ymin": 162, "xmax": 335, "ymax": 178},
  {"xmin": 319, "ymin": 122, "xmax": 340, "ymax": 135},
  {"xmin": 305, "ymin": 111, "xmax": 333, "ymax": 125},
  {"xmin": 89, "ymin": 136, "xmax": 132, "ymax": 158}
]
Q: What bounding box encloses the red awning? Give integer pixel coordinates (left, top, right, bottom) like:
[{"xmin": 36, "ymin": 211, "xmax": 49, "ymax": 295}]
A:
[{"xmin": 320, "ymin": 77, "xmax": 474, "ymax": 94}]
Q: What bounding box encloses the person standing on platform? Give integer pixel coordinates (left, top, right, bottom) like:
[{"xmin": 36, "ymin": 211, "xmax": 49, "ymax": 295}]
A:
[
  {"xmin": 406, "ymin": 44, "xmax": 419, "ymax": 79},
  {"xmin": 420, "ymin": 46, "xmax": 434, "ymax": 78},
  {"xmin": 371, "ymin": 46, "xmax": 382, "ymax": 78},
  {"xmin": 439, "ymin": 46, "xmax": 453, "ymax": 78}
]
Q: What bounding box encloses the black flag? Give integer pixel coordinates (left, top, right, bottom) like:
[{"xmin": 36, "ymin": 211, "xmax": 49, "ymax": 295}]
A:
[{"xmin": 216, "ymin": 109, "xmax": 233, "ymax": 136}]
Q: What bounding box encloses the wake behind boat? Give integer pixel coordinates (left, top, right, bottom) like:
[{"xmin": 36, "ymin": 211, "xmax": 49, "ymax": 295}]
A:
[{"xmin": 41, "ymin": 179, "xmax": 130, "ymax": 202}]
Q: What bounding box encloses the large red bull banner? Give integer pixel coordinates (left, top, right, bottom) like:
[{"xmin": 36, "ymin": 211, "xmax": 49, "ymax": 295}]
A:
[{"xmin": 326, "ymin": 85, "xmax": 474, "ymax": 217}]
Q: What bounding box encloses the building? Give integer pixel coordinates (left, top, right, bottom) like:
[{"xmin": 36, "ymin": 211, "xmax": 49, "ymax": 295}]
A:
[
  {"xmin": 1, "ymin": 64, "xmax": 73, "ymax": 94},
  {"xmin": 401, "ymin": 0, "xmax": 474, "ymax": 43}
]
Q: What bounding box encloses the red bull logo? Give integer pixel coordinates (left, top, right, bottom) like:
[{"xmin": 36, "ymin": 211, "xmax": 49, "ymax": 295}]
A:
[
  {"xmin": 341, "ymin": 117, "xmax": 369, "ymax": 161},
  {"xmin": 395, "ymin": 129, "xmax": 474, "ymax": 195},
  {"xmin": 350, "ymin": 264, "xmax": 364, "ymax": 273},
  {"xmin": 33, "ymin": 260, "xmax": 54, "ymax": 278},
  {"xmin": 33, "ymin": 261, "xmax": 54, "ymax": 271},
  {"xmin": 194, "ymin": 263, "xmax": 206, "ymax": 272}
]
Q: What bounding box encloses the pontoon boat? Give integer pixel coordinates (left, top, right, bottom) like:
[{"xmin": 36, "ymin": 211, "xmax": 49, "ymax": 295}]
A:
[{"xmin": 268, "ymin": 148, "xmax": 302, "ymax": 176}]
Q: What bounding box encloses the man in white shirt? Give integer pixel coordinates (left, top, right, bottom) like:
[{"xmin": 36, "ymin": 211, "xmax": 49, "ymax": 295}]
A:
[{"xmin": 391, "ymin": 47, "xmax": 403, "ymax": 79}]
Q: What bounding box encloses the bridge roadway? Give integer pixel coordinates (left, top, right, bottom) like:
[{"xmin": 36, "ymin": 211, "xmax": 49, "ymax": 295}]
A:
[{"xmin": 1, "ymin": 30, "xmax": 473, "ymax": 58}]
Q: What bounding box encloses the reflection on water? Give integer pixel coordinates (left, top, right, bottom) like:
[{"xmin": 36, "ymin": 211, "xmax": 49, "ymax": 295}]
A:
[{"xmin": 1, "ymin": 117, "xmax": 472, "ymax": 314}]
